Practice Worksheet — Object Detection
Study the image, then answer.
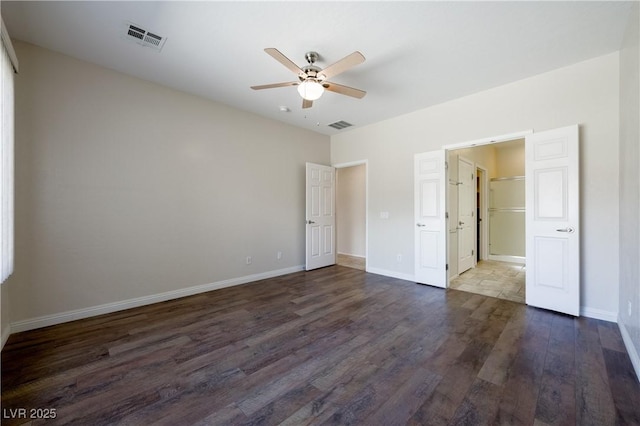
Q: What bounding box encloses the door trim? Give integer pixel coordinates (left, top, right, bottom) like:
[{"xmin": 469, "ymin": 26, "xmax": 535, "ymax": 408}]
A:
[
  {"xmin": 476, "ymin": 164, "xmax": 489, "ymax": 262},
  {"xmin": 443, "ymin": 130, "xmax": 534, "ymax": 150},
  {"xmin": 443, "ymin": 130, "xmax": 532, "ymax": 290}
]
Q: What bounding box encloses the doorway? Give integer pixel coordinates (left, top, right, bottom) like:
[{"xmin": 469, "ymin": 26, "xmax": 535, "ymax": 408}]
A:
[
  {"xmin": 335, "ymin": 162, "xmax": 367, "ymax": 271},
  {"xmin": 414, "ymin": 126, "xmax": 580, "ymax": 316},
  {"xmin": 447, "ymin": 138, "xmax": 526, "ymax": 303}
]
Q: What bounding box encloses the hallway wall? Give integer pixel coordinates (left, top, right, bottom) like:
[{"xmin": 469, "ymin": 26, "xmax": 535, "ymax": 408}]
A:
[{"xmin": 336, "ymin": 165, "xmax": 366, "ymax": 258}]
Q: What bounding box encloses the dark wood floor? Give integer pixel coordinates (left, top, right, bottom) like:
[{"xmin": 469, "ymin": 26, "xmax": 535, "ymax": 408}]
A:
[{"xmin": 2, "ymin": 266, "xmax": 639, "ymax": 425}]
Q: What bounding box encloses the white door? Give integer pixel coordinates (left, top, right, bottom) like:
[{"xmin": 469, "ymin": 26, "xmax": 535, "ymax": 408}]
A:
[
  {"xmin": 457, "ymin": 156, "xmax": 475, "ymax": 274},
  {"xmin": 306, "ymin": 163, "xmax": 336, "ymax": 271},
  {"xmin": 525, "ymin": 125, "xmax": 580, "ymax": 316},
  {"xmin": 414, "ymin": 151, "xmax": 447, "ymax": 288}
]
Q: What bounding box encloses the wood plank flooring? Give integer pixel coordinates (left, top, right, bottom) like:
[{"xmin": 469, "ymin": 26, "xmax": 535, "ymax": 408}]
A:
[
  {"xmin": 336, "ymin": 254, "xmax": 365, "ymax": 271},
  {"xmin": 2, "ymin": 266, "xmax": 639, "ymax": 425}
]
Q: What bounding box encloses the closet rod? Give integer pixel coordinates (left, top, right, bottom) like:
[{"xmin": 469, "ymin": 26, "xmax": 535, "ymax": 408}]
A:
[
  {"xmin": 489, "ymin": 208, "xmax": 525, "ymax": 213},
  {"xmin": 490, "ymin": 176, "xmax": 524, "ymax": 182}
]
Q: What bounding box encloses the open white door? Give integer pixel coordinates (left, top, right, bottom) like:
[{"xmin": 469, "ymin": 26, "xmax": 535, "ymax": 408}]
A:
[
  {"xmin": 457, "ymin": 156, "xmax": 475, "ymax": 274},
  {"xmin": 525, "ymin": 125, "xmax": 580, "ymax": 316},
  {"xmin": 414, "ymin": 151, "xmax": 447, "ymax": 288},
  {"xmin": 306, "ymin": 163, "xmax": 336, "ymax": 271}
]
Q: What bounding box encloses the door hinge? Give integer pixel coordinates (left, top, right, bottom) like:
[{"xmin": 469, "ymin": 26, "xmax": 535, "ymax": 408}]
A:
[
  {"xmin": 472, "ymin": 250, "xmax": 475, "ymax": 255},
  {"xmin": 445, "ymin": 161, "xmax": 449, "ymax": 169},
  {"xmin": 446, "ymin": 212, "xmax": 449, "ymax": 219},
  {"xmin": 446, "ymin": 263, "xmax": 449, "ymax": 271}
]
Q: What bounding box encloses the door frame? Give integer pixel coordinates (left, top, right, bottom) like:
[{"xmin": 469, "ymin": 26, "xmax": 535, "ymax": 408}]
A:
[
  {"xmin": 476, "ymin": 164, "xmax": 489, "ymax": 262},
  {"xmin": 442, "ymin": 129, "xmax": 533, "ymax": 288},
  {"xmin": 443, "ymin": 130, "xmax": 533, "ymax": 151},
  {"xmin": 333, "ymin": 160, "xmax": 369, "ymax": 272}
]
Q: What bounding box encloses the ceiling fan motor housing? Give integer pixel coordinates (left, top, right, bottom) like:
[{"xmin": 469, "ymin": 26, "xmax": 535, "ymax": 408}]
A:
[
  {"xmin": 299, "ymin": 65, "xmax": 324, "ymax": 82},
  {"xmin": 299, "ymin": 52, "xmax": 326, "ymax": 82}
]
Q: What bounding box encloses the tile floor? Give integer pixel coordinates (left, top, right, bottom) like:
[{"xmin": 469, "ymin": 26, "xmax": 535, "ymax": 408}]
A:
[{"xmin": 449, "ymin": 259, "xmax": 525, "ymax": 303}]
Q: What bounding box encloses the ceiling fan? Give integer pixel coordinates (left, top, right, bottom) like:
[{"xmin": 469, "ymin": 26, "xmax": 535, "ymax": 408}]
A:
[{"xmin": 251, "ymin": 48, "xmax": 366, "ymax": 109}]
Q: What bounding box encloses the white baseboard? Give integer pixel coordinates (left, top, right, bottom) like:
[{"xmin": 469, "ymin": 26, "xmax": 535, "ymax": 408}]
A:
[
  {"xmin": 366, "ymin": 267, "xmax": 415, "ymax": 283},
  {"xmin": 367, "ymin": 267, "xmax": 619, "ymax": 323},
  {"xmin": 618, "ymin": 319, "xmax": 640, "ymax": 383},
  {"xmin": 1, "ymin": 324, "xmax": 10, "ymax": 350},
  {"xmin": 337, "ymin": 252, "xmax": 366, "ymax": 259},
  {"xmin": 10, "ymin": 265, "xmax": 305, "ymax": 333},
  {"xmin": 488, "ymin": 255, "xmax": 525, "ymax": 264},
  {"xmin": 580, "ymin": 306, "xmax": 618, "ymax": 323}
]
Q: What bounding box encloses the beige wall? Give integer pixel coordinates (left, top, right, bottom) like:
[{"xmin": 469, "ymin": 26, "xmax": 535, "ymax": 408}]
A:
[
  {"xmin": 6, "ymin": 42, "xmax": 329, "ymax": 327},
  {"xmin": 618, "ymin": 2, "xmax": 640, "ymax": 376},
  {"xmin": 495, "ymin": 140, "xmax": 525, "ymax": 177},
  {"xmin": 336, "ymin": 164, "xmax": 366, "ymax": 257},
  {"xmin": 449, "ymin": 144, "xmax": 497, "ymax": 178},
  {"xmin": 332, "ymin": 52, "xmax": 620, "ymax": 319}
]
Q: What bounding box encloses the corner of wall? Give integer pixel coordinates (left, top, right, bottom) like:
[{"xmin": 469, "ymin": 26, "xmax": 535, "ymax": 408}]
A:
[
  {"xmin": 0, "ymin": 283, "xmax": 10, "ymax": 350},
  {"xmin": 618, "ymin": 316, "xmax": 640, "ymax": 383},
  {"xmin": 1, "ymin": 323, "xmax": 9, "ymax": 350},
  {"xmin": 617, "ymin": 0, "xmax": 640, "ymax": 383}
]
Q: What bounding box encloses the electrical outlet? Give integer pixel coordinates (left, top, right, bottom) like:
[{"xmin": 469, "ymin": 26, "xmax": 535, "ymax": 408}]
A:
[
  {"xmin": 629, "ymin": 301, "xmax": 632, "ymax": 317},
  {"xmin": 246, "ymin": 256, "xmax": 252, "ymax": 265},
  {"xmin": 397, "ymin": 254, "xmax": 402, "ymax": 263},
  {"xmin": 277, "ymin": 251, "xmax": 282, "ymax": 260}
]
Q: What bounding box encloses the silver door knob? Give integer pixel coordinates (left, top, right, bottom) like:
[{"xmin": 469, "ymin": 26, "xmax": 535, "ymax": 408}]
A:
[
  {"xmin": 556, "ymin": 227, "xmax": 574, "ymax": 233},
  {"xmin": 459, "ymin": 221, "xmax": 464, "ymax": 226},
  {"xmin": 306, "ymin": 220, "xmax": 316, "ymax": 224},
  {"xmin": 416, "ymin": 223, "xmax": 426, "ymax": 227}
]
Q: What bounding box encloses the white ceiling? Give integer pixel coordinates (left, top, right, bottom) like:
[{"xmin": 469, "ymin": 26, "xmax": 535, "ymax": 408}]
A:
[{"xmin": 0, "ymin": 1, "xmax": 633, "ymax": 136}]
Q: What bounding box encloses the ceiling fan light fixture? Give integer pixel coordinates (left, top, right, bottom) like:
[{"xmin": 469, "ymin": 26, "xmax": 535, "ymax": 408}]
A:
[{"xmin": 297, "ymin": 80, "xmax": 324, "ymax": 101}]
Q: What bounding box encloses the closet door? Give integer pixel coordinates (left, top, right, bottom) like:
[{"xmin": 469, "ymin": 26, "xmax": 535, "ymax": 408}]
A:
[
  {"xmin": 525, "ymin": 125, "xmax": 579, "ymax": 316},
  {"xmin": 457, "ymin": 156, "xmax": 475, "ymax": 274}
]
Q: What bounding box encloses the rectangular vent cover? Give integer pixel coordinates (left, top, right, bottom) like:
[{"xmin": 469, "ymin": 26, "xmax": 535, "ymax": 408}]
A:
[
  {"xmin": 328, "ymin": 120, "xmax": 353, "ymax": 130},
  {"xmin": 123, "ymin": 22, "xmax": 166, "ymax": 51}
]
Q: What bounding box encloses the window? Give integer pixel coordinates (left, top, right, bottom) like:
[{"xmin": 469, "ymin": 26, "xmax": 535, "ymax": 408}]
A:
[{"xmin": 1, "ymin": 21, "xmax": 18, "ymax": 284}]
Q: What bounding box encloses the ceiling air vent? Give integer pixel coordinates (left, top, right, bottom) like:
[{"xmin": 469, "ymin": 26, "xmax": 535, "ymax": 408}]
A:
[
  {"xmin": 123, "ymin": 22, "xmax": 166, "ymax": 51},
  {"xmin": 328, "ymin": 120, "xmax": 353, "ymax": 130}
]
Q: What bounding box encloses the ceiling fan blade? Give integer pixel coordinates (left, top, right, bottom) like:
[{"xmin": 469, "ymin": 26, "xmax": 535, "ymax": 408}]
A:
[
  {"xmin": 323, "ymin": 82, "xmax": 366, "ymax": 99},
  {"xmin": 302, "ymin": 99, "xmax": 313, "ymax": 109},
  {"xmin": 264, "ymin": 48, "xmax": 306, "ymax": 77},
  {"xmin": 251, "ymin": 81, "xmax": 298, "ymax": 90},
  {"xmin": 319, "ymin": 51, "xmax": 365, "ymax": 80}
]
